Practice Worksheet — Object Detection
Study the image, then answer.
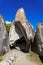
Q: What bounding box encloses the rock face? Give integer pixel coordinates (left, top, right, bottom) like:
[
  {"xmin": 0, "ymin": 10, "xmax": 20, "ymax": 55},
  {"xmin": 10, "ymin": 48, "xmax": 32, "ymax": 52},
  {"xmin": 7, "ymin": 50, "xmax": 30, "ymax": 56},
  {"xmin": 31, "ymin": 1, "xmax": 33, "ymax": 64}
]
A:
[
  {"xmin": 15, "ymin": 8, "xmax": 26, "ymax": 22},
  {"xmin": 9, "ymin": 8, "xmax": 35, "ymax": 52},
  {"xmin": 31, "ymin": 23, "xmax": 43, "ymax": 56},
  {"xmin": 9, "ymin": 22, "xmax": 27, "ymax": 52},
  {"xmin": 0, "ymin": 15, "xmax": 10, "ymax": 55},
  {"xmin": 15, "ymin": 8, "xmax": 35, "ymax": 52},
  {"xmin": 9, "ymin": 22, "xmax": 23, "ymax": 47}
]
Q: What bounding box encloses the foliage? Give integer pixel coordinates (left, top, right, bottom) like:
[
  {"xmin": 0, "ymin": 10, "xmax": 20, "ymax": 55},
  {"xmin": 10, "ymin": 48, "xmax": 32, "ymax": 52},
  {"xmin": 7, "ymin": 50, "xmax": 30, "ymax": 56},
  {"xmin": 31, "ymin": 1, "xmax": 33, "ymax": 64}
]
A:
[
  {"xmin": 6, "ymin": 24, "xmax": 11, "ymax": 33},
  {"xmin": 0, "ymin": 56, "xmax": 3, "ymax": 62}
]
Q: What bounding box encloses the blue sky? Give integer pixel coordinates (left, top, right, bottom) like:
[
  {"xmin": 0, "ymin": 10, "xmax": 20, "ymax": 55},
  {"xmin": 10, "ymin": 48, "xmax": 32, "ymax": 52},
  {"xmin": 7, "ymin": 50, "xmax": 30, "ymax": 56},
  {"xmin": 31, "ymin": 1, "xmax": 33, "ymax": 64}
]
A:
[{"xmin": 0, "ymin": 0, "xmax": 43, "ymax": 30}]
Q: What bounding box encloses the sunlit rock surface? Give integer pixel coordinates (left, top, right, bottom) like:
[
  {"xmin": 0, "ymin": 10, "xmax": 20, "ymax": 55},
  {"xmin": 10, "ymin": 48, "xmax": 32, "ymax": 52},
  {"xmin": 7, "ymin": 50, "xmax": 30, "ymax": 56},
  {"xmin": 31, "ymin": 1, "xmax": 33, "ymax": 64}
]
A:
[
  {"xmin": 0, "ymin": 8, "xmax": 43, "ymax": 65},
  {"xmin": 15, "ymin": 8, "xmax": 35, "ymax": 52},
  {"xmin": 0, "ymin": 49, "xmax": 43, "ymax": 65},
  {"xmin": 9, "ymin": 22, "xmax": 23, "ymax": 46},
  {"xmin": 15, "ymin": 8, "xmax": 26, "ymax": 22},
  {"xmin": 9, "ymin": 8, "xmax": 35, "ymax": 52},
  {"xmin": 0, "ymin": 15, "xmax": 10, "ymax": 55}
]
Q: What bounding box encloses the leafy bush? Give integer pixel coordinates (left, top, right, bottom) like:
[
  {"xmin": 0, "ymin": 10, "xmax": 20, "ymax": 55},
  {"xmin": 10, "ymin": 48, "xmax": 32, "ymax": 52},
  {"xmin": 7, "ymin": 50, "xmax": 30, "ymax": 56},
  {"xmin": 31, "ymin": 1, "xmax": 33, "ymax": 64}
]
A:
[
  {"xmin": 6, "ymin": 24, "xmax": 11, "ymax": 33},
  {"xmin": 0, "ymin": 56, "xmax": 3, "ymax": 61}
]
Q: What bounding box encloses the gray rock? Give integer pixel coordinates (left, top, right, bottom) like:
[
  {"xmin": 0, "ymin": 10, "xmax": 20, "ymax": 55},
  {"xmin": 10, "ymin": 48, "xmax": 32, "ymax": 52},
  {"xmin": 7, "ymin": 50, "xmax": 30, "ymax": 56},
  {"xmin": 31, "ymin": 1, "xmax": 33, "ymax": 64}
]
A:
[
  {"xmin": 0, "ymin": 15, "xmax": 10, "ymax": 55},
  {"xmin": 9, "ymin": 22, "xmax": 23, "ymax": 47},
  {"xmin": 15, "ymin": 8, "xmax": 34, "ymax": 52},
  {"xmin": 32, "ymin": 23, "xmax": 43, "ymax": 56},
  {"xmin": 9, "ymin": 22, "xmax": 27, "ymax": 52},
  {"xmin": 9, "ymin": 8, "xmax": 34, "ymax": 52},
  {"xmin": 9, "ymin": 56, "xmax": 15, "ymax": 62},
  {"xmin": 2, "ymin": 62, "xmax": 10, "ymax": 65}
]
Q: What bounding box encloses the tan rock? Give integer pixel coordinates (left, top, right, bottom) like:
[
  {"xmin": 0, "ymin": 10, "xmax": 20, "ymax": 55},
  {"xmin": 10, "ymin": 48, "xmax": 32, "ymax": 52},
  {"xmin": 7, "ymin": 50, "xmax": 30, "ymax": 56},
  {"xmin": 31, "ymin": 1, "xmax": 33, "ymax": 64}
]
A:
[
  {"xmin": 15, "ymin": 8, "xmax": 34, "ymax": 52},
  {"xmin": 15, "ymin": 8, "xmax": 26, "ymax": 22}
]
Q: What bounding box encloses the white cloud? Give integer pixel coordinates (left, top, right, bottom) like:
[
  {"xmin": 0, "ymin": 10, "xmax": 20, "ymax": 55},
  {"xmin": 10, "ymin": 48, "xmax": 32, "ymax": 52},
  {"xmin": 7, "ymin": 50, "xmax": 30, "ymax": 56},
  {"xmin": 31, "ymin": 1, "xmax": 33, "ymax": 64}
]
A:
[{"xmin": 5, "ymin": 21, "xmax": 11, "ymax": 24}]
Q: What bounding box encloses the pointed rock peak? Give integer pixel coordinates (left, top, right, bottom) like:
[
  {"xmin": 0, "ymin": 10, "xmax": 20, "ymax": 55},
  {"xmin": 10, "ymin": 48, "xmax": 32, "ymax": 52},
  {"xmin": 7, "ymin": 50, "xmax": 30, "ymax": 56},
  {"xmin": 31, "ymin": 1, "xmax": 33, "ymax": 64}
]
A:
[
  {"xmin": 18, "ymin": 8, "xmax": 25, "ymax": 13},
  {"xmin": 15, "ymin": 8, "xmax": 26, "ymax": 21}
]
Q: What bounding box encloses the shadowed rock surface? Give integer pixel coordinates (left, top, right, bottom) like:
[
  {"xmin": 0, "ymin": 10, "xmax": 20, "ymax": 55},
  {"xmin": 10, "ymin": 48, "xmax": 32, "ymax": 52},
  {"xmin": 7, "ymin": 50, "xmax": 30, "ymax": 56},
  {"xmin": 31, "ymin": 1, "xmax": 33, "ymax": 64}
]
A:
[
  {"xmin": 9, "ymin": 22, "xmax": 27, "ymax": 52},
  {"xmin": 0, "ymin": 15, "xmax": 10, "ymax": 56},
  {"xmin": 31, "ymin": 23, "xmax": 43, "ymax": 57},
  {"xmin": 9, "ymin": 22, "xmax": 23, "ymax": 48}
]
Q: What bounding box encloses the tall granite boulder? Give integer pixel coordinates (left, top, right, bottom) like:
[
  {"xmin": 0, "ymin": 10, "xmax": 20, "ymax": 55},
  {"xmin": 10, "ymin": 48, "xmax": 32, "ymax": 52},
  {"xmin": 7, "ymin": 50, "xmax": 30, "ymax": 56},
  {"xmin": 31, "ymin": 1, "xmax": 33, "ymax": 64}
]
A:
[
  {"xmin": 32, "ymin": 23, "xmax": 43, "ymax": 56},
  {"xmin": 15, "ymin": 8, "xmax": 35, "ymax": 52},
  {"xmin": 0, "ymin": 15, "xmax": 10, "ymax": 55},
  {"xmin": 9, "ymin": 8, "xmax": 35, "ymax": 52}
]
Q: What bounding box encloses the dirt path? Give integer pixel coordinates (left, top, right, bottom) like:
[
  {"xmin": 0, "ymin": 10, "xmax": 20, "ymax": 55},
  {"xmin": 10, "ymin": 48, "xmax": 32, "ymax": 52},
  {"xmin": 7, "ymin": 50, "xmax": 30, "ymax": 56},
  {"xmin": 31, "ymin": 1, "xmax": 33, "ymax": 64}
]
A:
[{"xmin": 1, "ymin": 49, "xmax": 43, "ymax": 65}]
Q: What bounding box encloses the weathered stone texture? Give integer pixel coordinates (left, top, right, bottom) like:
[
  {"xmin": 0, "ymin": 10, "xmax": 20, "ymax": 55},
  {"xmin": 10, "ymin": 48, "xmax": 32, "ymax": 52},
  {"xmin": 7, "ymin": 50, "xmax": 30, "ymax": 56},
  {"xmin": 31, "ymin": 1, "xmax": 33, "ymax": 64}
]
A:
[
  {"xmin": 9, "ymin": 8, "xmax": 34, "ymax": 52},
  {"xmin": 0, "ymin": 15, "xmax": 10, "ymax": 55},
  {"xmin": 32, "ymin": 23, "xmax": 43, "ymax": 56}
]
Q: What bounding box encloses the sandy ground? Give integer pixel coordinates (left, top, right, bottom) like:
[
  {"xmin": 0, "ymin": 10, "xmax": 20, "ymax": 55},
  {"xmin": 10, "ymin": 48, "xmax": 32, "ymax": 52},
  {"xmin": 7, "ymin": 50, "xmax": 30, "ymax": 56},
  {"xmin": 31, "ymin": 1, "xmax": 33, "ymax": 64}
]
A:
[{"xmin": 2, "ymin": 49, "xmax": 43, "ymax": 65}]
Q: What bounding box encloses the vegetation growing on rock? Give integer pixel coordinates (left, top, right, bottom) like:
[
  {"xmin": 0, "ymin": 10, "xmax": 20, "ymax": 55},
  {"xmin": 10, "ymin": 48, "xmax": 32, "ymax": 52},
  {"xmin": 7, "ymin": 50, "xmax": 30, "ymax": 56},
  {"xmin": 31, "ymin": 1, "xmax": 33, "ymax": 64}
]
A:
[{"xmin": 6, "ymin": 24, "xmax": 11, "ymax": 33}]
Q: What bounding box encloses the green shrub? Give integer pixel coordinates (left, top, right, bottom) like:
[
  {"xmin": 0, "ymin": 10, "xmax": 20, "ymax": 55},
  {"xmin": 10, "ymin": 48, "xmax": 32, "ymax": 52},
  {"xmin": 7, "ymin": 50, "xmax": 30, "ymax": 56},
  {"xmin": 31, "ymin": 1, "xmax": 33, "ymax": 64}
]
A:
[
  {"xmin": 6, "ymin": 24, "xmax": 11, "ymax": 33},
  {"xmin": 0, "ymin": 56, "xmax": 3, "ymax": 62}
]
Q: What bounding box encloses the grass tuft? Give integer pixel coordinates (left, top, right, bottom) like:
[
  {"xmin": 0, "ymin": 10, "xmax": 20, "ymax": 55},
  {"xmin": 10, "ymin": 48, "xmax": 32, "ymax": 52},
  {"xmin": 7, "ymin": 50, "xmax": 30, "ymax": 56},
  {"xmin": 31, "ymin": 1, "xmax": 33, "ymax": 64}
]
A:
[{"xmin": 0, "ymin": 56, "xmax": 3, "ymax": 62}]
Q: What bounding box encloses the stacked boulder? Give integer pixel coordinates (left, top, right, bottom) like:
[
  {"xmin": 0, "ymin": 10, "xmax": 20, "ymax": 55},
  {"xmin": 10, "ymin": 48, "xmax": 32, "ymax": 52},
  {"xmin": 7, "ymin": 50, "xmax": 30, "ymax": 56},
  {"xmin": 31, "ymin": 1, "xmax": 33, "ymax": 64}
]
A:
[
  {"xmin": 9, "ymin": 8, "xmax": 35, "ymax": 52},
  {"xmin": 0, "ymin": 15, "xmax": 10, "ymax": 55}
]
